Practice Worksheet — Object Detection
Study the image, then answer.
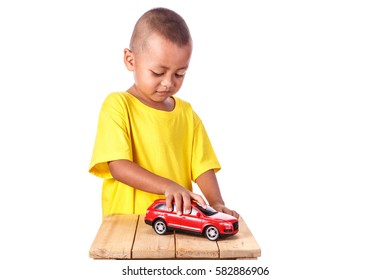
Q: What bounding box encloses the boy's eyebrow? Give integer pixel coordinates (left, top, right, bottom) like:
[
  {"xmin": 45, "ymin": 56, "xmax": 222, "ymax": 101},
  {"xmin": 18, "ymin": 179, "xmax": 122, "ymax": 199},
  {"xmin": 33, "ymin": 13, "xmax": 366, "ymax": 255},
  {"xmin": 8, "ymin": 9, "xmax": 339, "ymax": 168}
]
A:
[{"xmin": 154, "ymin": 65, "xmax": 189, "ymax": 70}]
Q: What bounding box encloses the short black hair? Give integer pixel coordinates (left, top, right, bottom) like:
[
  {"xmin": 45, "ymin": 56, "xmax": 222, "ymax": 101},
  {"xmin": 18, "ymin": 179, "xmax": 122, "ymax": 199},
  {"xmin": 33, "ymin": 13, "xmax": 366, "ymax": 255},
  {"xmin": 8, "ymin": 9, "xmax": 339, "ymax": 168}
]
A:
[{"xmin": 130, "ymin": 7, "xmax": 192, "ymax": 53}]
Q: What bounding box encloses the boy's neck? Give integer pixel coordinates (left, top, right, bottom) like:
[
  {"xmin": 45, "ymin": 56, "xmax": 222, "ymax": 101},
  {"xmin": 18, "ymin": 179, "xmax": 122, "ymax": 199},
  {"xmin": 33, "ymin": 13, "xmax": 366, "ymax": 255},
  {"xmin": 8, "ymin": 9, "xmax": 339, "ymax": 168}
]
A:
[{"xmin": 127, "ymin": 87, "xmax": 175, "ymax": 112}]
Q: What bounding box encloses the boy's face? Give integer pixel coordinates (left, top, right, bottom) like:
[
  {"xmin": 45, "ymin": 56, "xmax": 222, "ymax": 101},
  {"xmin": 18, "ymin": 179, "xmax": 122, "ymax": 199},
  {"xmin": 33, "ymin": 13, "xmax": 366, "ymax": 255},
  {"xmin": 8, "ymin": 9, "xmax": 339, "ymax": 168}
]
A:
[{"xmin": 124, "ymin": 33, "xmax": 192, "ymax": 110}]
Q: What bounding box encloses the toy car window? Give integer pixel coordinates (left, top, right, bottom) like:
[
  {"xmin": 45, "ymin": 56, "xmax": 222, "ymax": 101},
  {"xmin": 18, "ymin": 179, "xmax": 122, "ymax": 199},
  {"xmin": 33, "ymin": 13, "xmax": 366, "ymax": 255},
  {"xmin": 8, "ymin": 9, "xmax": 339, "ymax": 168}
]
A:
[
  {"xmin": 189, "ymin": 208, "xmax": 198, "ymax": 216},
  {"xmin": 154, "ymin": 204, "xmax": 167, "ymax": 210}
]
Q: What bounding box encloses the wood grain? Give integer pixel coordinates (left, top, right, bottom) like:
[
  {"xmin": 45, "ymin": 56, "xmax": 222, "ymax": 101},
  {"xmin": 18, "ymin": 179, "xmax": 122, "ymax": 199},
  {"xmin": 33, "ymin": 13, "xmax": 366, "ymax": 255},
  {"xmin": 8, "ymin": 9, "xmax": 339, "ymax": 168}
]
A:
[
  {"xmin": 89, "ymin": 215, "xmax": 138, "ymax": 259},
  {"xmin": 132, "ymin": 214, "xmax": 176, "ymax": 259},
  {"xmin": 175, "ymin": 232, "xmax": 219, "ymax": 258}
]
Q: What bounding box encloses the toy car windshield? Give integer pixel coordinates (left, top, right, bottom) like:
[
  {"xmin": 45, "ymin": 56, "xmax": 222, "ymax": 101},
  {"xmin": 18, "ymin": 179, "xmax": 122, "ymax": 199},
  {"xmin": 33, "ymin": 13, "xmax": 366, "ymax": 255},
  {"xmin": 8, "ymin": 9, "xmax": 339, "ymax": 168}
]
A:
[{"xmin": 195, "ymin": 204, "xmax": 217, "ymax": 216}]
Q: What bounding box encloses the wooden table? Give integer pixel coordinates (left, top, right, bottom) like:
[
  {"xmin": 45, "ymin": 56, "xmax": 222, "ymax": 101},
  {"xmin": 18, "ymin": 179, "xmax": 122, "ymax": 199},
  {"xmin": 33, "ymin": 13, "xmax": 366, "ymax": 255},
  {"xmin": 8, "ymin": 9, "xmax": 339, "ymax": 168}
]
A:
[{"xmin": 89, "ymin": 214, "xmax": 261, "ymax": 260}]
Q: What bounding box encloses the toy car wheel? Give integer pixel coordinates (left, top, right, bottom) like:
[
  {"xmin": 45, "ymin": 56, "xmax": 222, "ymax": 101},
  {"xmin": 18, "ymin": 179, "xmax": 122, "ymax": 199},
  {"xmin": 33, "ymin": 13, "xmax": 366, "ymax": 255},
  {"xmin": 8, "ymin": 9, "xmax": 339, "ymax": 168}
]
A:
[
  {"xmin": 153, "ymin": 219, "xmax": 167, "ymax": 235},
  {"xmin": 205, "ymin": 226, "xmax": 219, "ymax": 241}
]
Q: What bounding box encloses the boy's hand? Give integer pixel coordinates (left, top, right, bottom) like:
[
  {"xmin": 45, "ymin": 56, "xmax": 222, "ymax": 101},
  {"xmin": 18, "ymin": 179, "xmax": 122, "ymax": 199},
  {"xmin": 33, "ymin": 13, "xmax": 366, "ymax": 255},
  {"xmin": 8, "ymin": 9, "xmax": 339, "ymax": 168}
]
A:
[
  {"xmin": 211, "ymin": 203, "xmax": 240, "ymax": 219},
  {"xmin": 164, "ymin": 183, "xmax": 207, "ymax": 216}
]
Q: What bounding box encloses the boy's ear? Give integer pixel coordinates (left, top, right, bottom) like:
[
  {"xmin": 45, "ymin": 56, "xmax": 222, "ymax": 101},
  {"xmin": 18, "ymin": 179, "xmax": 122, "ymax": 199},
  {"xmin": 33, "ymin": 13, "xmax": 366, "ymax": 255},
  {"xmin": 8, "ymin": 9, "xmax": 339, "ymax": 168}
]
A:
[{"xmin": 124, "ymin": 48, "xmax": 135, "ymax": 71}]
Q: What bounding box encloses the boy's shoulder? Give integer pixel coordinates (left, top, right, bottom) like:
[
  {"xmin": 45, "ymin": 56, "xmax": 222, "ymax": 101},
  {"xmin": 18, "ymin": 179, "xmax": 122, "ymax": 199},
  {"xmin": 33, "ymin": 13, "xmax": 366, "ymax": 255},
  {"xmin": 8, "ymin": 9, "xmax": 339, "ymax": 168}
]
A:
[
  {"xmin": 101, "ymin": 91, "xmax": 139, "ymax": 109},
  {"xmin": 104, "ymin": 91, "xmax": 130, "ymax": 102}
]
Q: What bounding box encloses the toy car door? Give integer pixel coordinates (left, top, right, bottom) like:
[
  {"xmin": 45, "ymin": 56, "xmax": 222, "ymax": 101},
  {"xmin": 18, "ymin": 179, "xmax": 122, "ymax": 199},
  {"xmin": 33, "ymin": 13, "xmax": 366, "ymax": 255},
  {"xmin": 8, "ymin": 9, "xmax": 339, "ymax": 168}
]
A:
[{"xmin": 180, "ymin": 207, "xmax": 203, "ymax": 233}]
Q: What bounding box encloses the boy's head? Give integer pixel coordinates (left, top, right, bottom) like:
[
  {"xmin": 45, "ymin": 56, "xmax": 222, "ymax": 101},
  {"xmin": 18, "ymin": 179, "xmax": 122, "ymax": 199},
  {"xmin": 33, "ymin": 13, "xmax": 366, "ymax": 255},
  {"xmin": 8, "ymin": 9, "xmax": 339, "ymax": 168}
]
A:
[
  {"xmin": 130, "ymin": 7, "xmax": 192, "ymax": 54},
  {"xmin": 124, "ymin": 8, "xmax": 193, "ymax": 110}
]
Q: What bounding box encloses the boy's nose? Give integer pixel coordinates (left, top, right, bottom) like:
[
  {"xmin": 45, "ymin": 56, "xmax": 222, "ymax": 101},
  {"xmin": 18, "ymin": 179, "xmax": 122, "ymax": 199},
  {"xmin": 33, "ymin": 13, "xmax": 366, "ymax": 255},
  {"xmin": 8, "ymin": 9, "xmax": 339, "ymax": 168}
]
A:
[{"xmin": 161, "ymin": 79, "xmax": 172, "ymax": 88}]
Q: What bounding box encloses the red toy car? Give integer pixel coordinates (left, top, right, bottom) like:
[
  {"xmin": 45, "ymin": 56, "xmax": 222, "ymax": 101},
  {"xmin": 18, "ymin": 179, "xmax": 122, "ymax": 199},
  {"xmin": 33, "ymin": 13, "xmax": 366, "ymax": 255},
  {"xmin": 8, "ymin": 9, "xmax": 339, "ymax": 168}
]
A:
[{"xmin": 144, "ymin": 199, "xmax": 239, "ymax": 241}]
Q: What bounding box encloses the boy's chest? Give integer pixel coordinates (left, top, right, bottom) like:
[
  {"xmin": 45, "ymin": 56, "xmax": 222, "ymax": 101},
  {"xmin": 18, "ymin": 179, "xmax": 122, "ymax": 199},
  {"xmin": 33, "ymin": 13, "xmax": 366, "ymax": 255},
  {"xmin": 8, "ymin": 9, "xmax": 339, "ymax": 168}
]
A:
[{"xmin": 129, "ymin": 112, "xmax": 193, "ymax": 144}]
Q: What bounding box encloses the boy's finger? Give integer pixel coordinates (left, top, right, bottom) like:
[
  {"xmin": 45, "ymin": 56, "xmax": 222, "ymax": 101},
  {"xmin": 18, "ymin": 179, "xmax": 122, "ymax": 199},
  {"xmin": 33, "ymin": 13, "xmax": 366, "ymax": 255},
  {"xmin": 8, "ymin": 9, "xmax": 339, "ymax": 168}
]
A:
[
  {"xmin": 165, "ymin": 195, "xmax": 173, "ymax": 212},
  {"xmin": 232, "ymin": 211, "xmax": 240, "ymax": 219},
  {"xmin": 182, "ymin": 195, "xmax": 192, "ymax": 215},
  {"xmin": 191, "ymin": 193, "xmax": 207, "ymax": 208},
  {"xmin": 174, "ymin": 195, "xmax": 183, "ymax": 216}
]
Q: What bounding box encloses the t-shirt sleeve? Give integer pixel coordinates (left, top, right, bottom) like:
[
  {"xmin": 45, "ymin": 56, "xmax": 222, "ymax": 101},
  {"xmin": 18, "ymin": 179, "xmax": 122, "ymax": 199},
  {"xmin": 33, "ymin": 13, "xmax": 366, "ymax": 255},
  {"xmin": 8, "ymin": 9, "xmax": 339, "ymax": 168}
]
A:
[
  {"xmin": 89, "ymin": 93, "xmax": 133, "ymax": 179},
  {"xmin": 191, "ymin": 115, "xmax": 221, "ymax": 181}
]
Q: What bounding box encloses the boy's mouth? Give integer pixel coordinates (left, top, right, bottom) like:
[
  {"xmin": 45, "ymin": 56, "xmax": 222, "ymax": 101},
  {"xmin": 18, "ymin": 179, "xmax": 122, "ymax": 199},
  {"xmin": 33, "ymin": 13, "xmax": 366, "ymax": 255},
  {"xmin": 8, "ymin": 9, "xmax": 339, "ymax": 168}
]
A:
[{"xmin": 156, "ymin": 91, "xmax": 171, "ymax": 96}]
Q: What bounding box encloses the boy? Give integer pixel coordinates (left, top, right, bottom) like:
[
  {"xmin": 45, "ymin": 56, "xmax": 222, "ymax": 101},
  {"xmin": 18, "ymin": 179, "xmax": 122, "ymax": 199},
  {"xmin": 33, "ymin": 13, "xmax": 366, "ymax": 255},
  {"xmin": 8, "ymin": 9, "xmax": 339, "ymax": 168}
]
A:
[{"xmin": 89, "ymin": 7, "xmax": 238, "ymax": 218}]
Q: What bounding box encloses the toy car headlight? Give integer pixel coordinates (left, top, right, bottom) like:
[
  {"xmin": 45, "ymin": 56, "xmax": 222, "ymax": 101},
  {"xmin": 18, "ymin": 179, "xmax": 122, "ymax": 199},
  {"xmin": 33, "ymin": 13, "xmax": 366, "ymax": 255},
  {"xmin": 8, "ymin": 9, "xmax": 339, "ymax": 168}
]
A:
[{"xmin": 219, "ymin": 222, "xmax": 232, "ymax": 228}]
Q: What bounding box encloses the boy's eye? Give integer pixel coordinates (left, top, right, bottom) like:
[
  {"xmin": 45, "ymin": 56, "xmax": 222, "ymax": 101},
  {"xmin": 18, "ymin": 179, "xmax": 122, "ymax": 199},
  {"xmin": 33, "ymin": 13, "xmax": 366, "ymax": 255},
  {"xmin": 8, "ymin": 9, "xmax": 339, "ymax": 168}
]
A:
[
  {"xmin": 151, "ymin": 71, "xmax": 164, "ymax": 77},
  {"xmin": 151, "ymin": 70, "xmax": 186, "ymax": 78},
  {"xmin": 175, "ymin": 72, "xmax": 186, "ymax": 78}
]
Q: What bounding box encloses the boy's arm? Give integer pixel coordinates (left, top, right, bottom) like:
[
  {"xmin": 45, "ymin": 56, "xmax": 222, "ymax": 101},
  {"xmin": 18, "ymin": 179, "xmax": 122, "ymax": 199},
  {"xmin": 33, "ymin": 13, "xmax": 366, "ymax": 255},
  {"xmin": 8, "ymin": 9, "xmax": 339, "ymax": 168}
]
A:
[
  {"xmin": 108, "ymin": 159, "xmax": 206, "ymax": 216},
  {"xmin": 195, "ymin": 169, "xmax": 239, "ymax": 218}
]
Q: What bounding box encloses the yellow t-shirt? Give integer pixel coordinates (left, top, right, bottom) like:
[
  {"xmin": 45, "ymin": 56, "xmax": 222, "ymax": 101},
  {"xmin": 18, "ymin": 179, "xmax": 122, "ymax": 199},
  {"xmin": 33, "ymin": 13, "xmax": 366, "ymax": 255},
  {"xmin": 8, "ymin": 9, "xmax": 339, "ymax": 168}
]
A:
[{"xmin": 89, "ymin": 92, "xmax": 221, "ymax": 217}]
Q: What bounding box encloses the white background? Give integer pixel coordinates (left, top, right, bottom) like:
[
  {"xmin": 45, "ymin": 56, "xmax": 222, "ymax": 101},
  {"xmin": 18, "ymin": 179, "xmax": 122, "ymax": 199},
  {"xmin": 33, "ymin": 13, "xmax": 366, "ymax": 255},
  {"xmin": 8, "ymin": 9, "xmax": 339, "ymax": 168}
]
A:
[{"xmin": 1, "ymin": 0, "xmax": 389, "ymax": 279}]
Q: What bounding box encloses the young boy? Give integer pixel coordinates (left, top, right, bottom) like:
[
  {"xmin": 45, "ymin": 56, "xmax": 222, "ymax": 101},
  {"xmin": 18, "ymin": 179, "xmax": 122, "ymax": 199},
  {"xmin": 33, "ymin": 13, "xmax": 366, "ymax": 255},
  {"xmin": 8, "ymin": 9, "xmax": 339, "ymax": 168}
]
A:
[{"xmin": 89, "ymin": 7, "xmax": 238, "ymax": 218}]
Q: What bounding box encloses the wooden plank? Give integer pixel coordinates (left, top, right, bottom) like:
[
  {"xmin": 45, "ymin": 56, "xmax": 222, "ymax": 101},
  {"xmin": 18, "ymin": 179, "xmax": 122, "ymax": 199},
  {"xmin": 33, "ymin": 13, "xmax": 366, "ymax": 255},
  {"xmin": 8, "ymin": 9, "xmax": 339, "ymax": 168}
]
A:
[
  {"xmin": 175, "ymin": 232, "xmax": 219, "ymax": 259},
  {"xmin": 89, "ymin": 214, "xmax": 261, "ymax": 260},
  {"xmin": 217, "ymin": 217, "xmax": 261, "ymax": 259},
  {"xmin": 89, "ymin": 215, "xmax": 138, "ymax": 259},
  {"xmin": 132, "ymin": 214, "xmax": 176, "ymax": 259}
]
